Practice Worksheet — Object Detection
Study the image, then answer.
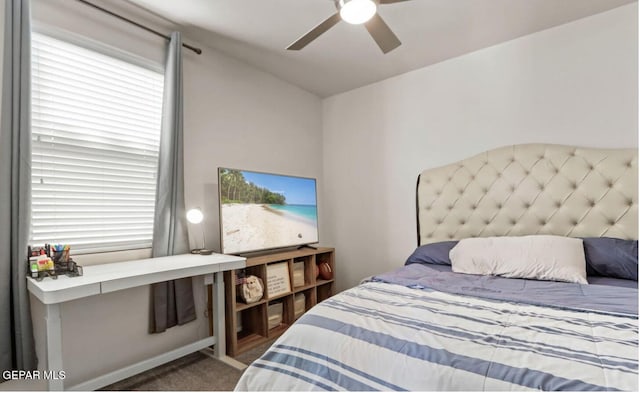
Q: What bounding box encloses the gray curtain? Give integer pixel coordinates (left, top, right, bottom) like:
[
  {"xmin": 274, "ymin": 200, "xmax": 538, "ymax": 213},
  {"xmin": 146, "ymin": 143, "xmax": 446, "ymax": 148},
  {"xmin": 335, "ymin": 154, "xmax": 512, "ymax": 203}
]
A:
[
  {"xmin": 0, "ymin": 0, "xmax": 37, "ymax": 371},
  {"xmin": 150, "ymin": 32, "xmax": 196, "ymax": 333}
]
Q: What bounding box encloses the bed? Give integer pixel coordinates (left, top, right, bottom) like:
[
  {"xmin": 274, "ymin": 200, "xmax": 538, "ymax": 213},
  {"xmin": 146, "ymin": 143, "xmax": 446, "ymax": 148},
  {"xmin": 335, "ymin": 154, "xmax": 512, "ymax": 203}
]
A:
[{"xmin": 235, "ymin": 144, "xmax": 638, "ymax": 391}]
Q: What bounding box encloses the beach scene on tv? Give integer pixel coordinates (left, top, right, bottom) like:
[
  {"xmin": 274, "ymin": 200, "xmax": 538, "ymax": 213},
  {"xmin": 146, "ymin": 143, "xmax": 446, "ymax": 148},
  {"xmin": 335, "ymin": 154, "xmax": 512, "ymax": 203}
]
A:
[{"xmin": 219, "ymin": 169, "xmax": 318, "ymax": 254}]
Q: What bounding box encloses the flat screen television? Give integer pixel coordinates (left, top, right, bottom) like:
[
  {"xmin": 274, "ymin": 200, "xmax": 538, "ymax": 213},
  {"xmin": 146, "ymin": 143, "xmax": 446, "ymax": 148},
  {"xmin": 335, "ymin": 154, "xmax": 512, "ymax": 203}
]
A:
[{"xmin": 218, "ymin": 168, "xmax": 319, "ymax": 254}]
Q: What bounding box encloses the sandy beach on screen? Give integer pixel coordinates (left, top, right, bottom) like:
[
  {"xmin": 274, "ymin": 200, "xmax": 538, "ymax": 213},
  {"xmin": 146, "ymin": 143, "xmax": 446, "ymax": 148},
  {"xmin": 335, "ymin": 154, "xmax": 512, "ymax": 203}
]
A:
[{"xmin": 222, "ymin": 204, "xmax": 318, "ymax": 253}]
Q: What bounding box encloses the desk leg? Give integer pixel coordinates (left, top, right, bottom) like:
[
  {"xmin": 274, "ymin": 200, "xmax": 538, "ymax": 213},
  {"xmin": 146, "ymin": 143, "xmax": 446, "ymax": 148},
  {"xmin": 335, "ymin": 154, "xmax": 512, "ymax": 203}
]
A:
[
  {"xmin": 45, "ymin": 303, "xmax": 64, "ymax": 391},
  {"xmin": 213, "ymin": 271, "xmax": 225, "ymax": 358},
  {"xmin": 211, "ymin": 271, "xmax": 246, "ymax": 370}
]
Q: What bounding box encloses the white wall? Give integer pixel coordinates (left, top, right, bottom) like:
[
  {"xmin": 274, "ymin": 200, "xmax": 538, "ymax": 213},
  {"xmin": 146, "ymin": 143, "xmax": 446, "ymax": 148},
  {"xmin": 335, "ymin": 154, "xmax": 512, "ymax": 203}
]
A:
[
  {"xmin": 8, "ymin": 0, "xmax": 323, "ymax": 389},
  {"xmin": 322, "ymin": 3, "xmax": 638, "ymax": 290},
  {"xmin": 182, "ymin": 40, "xmax": 324, "ymax": 254}
]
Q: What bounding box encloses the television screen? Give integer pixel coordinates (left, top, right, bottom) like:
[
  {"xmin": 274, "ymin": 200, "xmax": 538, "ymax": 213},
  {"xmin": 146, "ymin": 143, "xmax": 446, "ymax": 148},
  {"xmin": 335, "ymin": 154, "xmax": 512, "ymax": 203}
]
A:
[{"xmin": 218, "ymin": 168, "xmax": 319, "ymax": 254}]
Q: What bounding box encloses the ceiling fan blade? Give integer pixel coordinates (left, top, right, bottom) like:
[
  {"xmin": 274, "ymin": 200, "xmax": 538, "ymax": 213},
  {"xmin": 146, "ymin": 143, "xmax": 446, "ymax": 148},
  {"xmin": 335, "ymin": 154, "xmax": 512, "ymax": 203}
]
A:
[
  {"xmin": 378, "ymin": 0, "xmax": 411, "ymax": 3},
  {"xmin": 287, "ymin": 12, "xmax": 341, "ymax": 50},
  {"xmin": 364, "ymin": 14, "xmax": 401, "ymax": 54}
]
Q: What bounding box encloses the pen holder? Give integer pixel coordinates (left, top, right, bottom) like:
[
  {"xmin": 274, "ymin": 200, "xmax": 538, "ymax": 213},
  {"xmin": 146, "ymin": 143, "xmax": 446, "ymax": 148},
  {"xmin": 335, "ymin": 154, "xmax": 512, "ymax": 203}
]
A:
[{"xmin": 53, "ymin": 249, "xmax": 70, "ymax": 263}]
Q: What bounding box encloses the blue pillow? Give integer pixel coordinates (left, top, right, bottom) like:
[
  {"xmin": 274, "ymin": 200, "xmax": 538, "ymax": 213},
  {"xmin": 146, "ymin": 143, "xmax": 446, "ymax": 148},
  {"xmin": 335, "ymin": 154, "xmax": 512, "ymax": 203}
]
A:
[
  {"xmin": 405, "ymin": 241, "xmax": 458, "ymax": 266},
  {"xmin": 582, "ymin": 237, "xmax": 638, "ymax": 281}
]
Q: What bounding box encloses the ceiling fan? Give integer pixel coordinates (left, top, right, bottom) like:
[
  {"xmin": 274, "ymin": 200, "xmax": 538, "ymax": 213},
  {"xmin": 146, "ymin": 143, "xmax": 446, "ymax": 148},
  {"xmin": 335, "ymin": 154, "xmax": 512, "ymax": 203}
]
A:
[{"xmin": 287, "ymin": 0, "xmax": 410, "ymax": 54}]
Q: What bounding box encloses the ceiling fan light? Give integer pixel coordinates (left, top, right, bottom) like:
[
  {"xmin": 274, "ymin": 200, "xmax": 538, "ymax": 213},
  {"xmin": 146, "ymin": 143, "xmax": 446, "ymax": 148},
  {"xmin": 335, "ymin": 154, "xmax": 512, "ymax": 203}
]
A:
[{"xmin": 339, "ymin": 0, "xmax": 377, "ymax": 25}]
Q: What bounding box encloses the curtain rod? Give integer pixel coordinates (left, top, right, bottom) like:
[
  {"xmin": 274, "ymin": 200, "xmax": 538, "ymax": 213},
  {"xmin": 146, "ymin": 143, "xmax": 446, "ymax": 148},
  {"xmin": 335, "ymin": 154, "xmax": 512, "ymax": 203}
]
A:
[{"xmin": 75, "ymin": 0, "xmax": 202, "ymax": 55}]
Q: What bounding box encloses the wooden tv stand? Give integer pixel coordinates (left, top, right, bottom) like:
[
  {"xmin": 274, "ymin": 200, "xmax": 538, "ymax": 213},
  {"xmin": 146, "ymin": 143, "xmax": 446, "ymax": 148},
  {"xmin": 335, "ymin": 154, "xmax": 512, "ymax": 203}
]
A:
[{"xmin": 224, "ymin": 247, "xmax": 335, "ymax": 357}]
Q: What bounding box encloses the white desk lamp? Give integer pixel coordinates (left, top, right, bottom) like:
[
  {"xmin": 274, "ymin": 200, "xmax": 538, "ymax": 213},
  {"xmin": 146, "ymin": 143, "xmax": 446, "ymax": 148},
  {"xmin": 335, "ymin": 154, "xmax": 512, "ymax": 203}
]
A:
[{"xmin": 186, "ymin": 208, "xmax": 212, "ymax": 255}]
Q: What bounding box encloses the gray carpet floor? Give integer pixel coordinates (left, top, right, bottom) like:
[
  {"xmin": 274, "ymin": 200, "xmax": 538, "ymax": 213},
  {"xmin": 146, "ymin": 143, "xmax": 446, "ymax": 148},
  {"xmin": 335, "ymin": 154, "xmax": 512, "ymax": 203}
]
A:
[{"xmin": 101, "ymin": 339, "xmax": 275, "ymax": 391}]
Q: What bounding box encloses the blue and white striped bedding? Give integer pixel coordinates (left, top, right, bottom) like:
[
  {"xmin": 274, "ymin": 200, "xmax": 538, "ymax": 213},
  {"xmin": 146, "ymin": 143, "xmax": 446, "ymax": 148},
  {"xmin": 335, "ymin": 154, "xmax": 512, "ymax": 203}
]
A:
[{"xmin": 236, "ymin": 268, "xmax": 638, "ymax": 391}]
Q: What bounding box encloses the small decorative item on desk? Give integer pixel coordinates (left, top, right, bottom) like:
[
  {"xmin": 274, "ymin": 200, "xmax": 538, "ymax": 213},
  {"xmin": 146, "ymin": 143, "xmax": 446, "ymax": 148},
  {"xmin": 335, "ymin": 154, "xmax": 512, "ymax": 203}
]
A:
[
  {"xmin": 51, "ymin": 244, "xmax": 83, "ymax": 278},
  {"xmin": 51, "ymin": 243, "xmax": 71, "ymax": 263},
  {"xmin": 29, "ymin": 259, "xmax": 39, "ymax": 279},
  {"xmin": 28, "ymin": 245, "xmax": 56, "ymax": 280},
  {"xmin": 27, "ymin": 244, "xmax": 83, "ymax": 281}
]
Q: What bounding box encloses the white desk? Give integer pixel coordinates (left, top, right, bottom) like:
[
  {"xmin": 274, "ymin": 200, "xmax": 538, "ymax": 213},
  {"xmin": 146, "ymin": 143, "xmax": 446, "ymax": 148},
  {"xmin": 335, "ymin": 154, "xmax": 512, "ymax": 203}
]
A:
[{"xmin": 27, "ymin": 253, "xmax": 245, "ymax": 391}]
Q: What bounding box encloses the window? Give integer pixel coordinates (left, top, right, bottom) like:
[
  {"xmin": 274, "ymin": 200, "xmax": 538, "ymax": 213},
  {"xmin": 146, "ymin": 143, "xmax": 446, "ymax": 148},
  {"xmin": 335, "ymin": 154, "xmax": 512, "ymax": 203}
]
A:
[{"xmin": 31, "ymin": 32, "xmax": 164, "ymax": 253}]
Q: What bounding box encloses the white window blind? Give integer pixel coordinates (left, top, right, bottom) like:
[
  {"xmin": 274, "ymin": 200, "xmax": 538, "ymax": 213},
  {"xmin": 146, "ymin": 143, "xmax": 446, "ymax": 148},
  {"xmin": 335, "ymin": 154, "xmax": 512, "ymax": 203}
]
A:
[{"xmin": 31, "ymin": 33, "xmax": 164, "ymax": 253}]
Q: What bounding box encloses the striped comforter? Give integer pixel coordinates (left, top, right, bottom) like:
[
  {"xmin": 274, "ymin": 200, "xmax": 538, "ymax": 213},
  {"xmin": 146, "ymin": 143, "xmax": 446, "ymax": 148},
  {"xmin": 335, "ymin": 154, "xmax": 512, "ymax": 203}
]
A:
[{"xmin": 236, "ymin": 279, "xmax": 638, "ymax": 391}]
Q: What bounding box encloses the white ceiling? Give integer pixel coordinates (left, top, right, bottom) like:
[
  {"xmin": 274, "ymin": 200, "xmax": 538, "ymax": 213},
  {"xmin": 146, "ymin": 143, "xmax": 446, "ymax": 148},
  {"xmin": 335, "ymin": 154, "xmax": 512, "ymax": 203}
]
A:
[{"xmin": 127, "ymin": 0, "xmax": 635, "ymax": 97}]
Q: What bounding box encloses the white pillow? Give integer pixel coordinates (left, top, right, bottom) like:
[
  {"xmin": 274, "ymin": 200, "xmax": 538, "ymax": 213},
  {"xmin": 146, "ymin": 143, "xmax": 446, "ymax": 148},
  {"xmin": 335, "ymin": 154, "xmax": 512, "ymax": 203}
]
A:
[{"xmin": 449, "ymin": 235, "xmax": 588, "ymax": 284}]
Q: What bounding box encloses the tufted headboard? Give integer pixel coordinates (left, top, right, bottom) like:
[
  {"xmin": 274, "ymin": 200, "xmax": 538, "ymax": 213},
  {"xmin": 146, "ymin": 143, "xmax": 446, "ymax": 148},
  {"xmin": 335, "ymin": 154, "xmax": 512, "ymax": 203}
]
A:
[{"xmin": 417, "ymin": 144, "xmax": 638, "ymax": 245}]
